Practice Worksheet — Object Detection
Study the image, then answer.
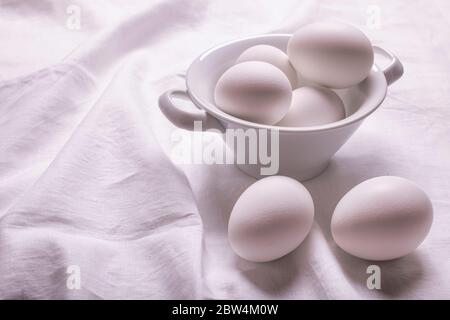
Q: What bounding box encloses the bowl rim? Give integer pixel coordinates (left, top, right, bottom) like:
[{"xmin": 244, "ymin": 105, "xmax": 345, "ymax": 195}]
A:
[{"xmin": 186, "ymin": 33, "xmax": 388, "ymax": 133}]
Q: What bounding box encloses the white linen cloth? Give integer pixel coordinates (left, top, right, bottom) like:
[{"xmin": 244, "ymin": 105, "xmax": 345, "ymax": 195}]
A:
[{"xmin": 0, "ymin": 0, "xmax": 449, "ymax": 299}]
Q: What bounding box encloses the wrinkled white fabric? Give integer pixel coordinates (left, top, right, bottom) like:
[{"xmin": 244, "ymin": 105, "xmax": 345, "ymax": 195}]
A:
[{"xmin": 0, "ymin": 0, "xmax": 449, "ymax": 299}]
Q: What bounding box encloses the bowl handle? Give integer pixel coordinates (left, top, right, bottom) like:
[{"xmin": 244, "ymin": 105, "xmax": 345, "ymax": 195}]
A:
[
  {"xmin": 159, "ymin": 89, "xmax": 225, "ymax": 132},
  {"xmin": 373, "ymin": 46, "xmax": 404, "ymax": 86}
]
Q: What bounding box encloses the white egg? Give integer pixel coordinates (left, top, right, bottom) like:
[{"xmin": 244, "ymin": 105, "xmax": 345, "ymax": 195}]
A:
[
  {"xmin": 277, "ymin": 86, "xmax": 345, "ymax": 127},
  {"xmin": 287, "ymin": 22, "xmax": 374, "ymax": 89},
  {"xmin": 331, "ymin": 176, "xmax": 433, "ymax": 261},
  {"xmin": 214, "ymin": 61, "xmax": 292, "ymax": 125},
  {"xmin": 236, "ymin": 45, "xmax": 298, "ymax": 88},
  {"xmin": 228, "ymin": 176, "xmax": 314, "ymax": 262}
]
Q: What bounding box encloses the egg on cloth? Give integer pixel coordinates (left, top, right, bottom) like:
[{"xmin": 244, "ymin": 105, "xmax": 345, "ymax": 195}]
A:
[
  {"xmin": 277, "ymin": 86, "xmax": 345, "ymax": 127},
  {"xmin": 236, "ymin": 45, "xmax": 298, "ymax": 88},
  {"xmin": 228, "ymin": 176, "xmax": 314, "ymax": 262},
  {"xmin": 214, "ymin": 61, "xmax": 292, "ymax": 125},
  {"xmin": 287, "ymin": 22, "xmax": 374, "ymax": 89},
  {"xmin": 331, "ymin": 176, "xmax": 433, "ymax": 261}
]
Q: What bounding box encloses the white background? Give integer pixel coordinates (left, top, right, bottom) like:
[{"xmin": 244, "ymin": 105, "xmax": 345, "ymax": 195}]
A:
[{"xmin": 0, "ymin": 0, "xmax": 449, "ymax": 299}]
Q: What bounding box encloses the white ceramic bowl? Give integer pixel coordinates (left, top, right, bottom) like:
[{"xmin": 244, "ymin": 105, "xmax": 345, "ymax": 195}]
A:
[{"xmin": 159, "ymin": 34, "xmax": 403, "ymax": 180}]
